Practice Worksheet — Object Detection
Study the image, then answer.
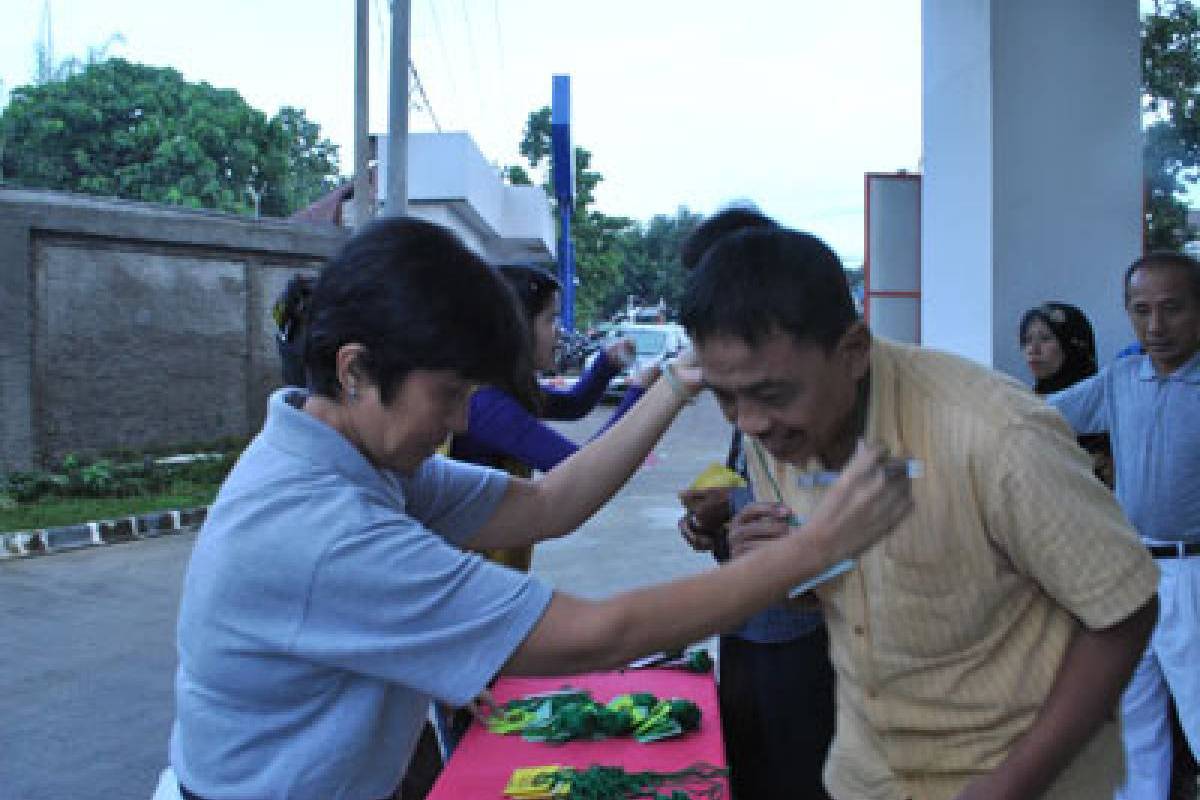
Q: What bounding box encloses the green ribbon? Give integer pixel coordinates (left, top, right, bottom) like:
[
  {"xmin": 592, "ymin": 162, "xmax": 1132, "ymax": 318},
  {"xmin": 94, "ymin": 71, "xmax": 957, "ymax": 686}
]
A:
[{"xmin": 487, "ymin": 689, "xmax": 702, "ymax": 745}]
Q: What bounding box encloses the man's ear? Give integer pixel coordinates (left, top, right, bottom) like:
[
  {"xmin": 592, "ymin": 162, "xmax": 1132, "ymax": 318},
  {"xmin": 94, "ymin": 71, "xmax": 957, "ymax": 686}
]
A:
[
  {"xmin": 334, "ymin": 343, "xmax": 368, "ymax": 396},
  {"xmin": 837, "ymin": 322, "xmax": 872, "ymax": 380}
]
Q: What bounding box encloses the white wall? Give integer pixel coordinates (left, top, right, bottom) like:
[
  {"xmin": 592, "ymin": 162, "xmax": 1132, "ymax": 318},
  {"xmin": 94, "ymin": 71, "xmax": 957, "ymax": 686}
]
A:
[
  {"xmin": 922, "ymin": 0, "xmax": 995, "ymax": 365},
  {"xmin": 922, "ymin": 0, "xmax": 1141, "ymax": 377},
  {"xmin": 375, "ymin": 132, "xmax": 555, "ymax": 263}
]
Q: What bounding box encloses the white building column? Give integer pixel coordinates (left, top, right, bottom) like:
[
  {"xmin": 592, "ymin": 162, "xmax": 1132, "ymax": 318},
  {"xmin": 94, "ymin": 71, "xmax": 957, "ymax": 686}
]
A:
[{"xmin": 922, "ymin": 0, "xmax": 1142, "ymax": 377}]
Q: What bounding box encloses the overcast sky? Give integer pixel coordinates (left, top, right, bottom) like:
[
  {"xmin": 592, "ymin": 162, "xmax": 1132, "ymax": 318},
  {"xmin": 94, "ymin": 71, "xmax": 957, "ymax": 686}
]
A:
[{"xmin": 0, "ymin": 0, "xmax": 923, "ymax": 264}]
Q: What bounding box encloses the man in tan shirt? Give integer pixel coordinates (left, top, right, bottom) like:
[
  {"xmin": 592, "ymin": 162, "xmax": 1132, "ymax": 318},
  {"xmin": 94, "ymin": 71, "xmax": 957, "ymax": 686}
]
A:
[{"xmin": 678, "ymin": 216, "xmax": 1160, "ymax": 800}]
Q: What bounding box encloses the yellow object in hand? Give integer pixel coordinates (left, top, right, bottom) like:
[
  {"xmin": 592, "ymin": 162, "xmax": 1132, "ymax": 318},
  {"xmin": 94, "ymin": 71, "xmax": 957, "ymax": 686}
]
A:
[{"xmin": 689, "ymin": 462, "xmax": 748, "ymax": 490}]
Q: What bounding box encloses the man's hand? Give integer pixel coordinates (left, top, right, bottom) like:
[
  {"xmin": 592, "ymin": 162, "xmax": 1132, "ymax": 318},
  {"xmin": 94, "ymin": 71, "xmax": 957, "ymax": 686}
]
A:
[
  {"xmin": 728, "ymin": 501, "xmax": 792, "ymax": 559},
  {"xmin": 951, "ymin": 597, "xmax": 1157, "ymax": 800},
  {"xmin": 677, "ymin": 487, "xmax": 733, "ymax": 552}
]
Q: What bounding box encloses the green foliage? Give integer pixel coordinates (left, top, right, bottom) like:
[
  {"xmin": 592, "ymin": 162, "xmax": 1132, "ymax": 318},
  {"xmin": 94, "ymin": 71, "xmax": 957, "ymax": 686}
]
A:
[
  {"xmin": 266, "ymin": 105, "xmax": 342, "ymax": 217},
  {"xmin": 1, "ymin": 443, "xmax": 243, "ymax": 505},
  {"xmin": 1143, "ymin": 2, "xmax": 1200, "ymax": 248},
  {"xmin": 0, "ymin": 58, "xmax": 339, "ymax": 216},
  {"xmin": 607, "ymin": 208, "xmax": 703, "ymax": 318}
]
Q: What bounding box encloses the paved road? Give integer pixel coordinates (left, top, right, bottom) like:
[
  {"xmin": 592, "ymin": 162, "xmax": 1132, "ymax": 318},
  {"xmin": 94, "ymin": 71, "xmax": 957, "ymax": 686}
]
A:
[{"xmin": 0, "ymin": 393, "xmax": 732, "ymax": 800}]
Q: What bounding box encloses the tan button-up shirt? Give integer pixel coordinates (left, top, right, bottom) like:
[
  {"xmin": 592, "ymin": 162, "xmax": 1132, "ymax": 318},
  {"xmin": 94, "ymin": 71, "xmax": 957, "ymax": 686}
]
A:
[{"xmin": 745, "ymin": 338, "xmax": 1159, "ymax": 800}]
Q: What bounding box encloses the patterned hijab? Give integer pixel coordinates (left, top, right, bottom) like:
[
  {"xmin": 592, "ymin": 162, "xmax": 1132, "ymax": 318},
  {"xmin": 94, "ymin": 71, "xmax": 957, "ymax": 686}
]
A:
[{"xmin": 1019, "ymin": 301, "xmax": 1098, "ymax": 394}]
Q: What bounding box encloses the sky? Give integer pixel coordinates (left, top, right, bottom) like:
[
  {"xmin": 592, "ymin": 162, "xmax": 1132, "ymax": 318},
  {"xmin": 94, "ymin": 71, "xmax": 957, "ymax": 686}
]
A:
[{"xmin": 0, "ymin": 0, "xmax": 923, "ymax": 264}]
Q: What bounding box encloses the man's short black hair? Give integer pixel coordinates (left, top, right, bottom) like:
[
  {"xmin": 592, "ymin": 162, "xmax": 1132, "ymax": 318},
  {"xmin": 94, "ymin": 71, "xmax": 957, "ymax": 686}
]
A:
[
  {"xmin": 1124, "ymin": 250, "xmax": 1200, "ymax": 304},
  {"xmin": 681, "ymin": 225, "xmax": 859, "ymax": 351},
  {"xmin": 680, "ymin": 205, "xmax": 777, "ymax": 272},
  {"xmin": 304, "ymin": 217, "xmax": 526, "ymax": 403}
]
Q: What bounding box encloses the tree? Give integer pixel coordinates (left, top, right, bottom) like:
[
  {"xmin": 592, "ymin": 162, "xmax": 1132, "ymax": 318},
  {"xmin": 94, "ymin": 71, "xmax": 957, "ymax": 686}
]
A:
[
  {"xmin": 610, "ymin": 208, "xmax": 702, "ymax": 316},
  {"xmin": 266, "ymin": 105, "xmax": 342, "ymax": 217},
  {"xmin": 511, "ymin": 106, "xmax": 634, "ymax": 323},
  {"xmin": 0, "ymin": 58, "xmax": 339, "ymax": 217},
  {"xmin": 1142, "ymin": 1, "xmax": 1200, "ymax": 248}
]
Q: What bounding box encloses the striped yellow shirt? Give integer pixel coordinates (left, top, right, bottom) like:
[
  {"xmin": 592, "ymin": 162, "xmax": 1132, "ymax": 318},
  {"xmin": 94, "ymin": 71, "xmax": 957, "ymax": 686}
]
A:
[{"xmin": 745, "ymin": 338, "xmax": 1159, "ymax": 800}]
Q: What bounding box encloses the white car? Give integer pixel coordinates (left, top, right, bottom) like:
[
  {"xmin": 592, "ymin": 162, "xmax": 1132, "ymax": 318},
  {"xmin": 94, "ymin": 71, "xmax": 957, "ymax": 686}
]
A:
[{"xmin": 602, "ymin": 323, "xmax": 690, "ymax": 401}]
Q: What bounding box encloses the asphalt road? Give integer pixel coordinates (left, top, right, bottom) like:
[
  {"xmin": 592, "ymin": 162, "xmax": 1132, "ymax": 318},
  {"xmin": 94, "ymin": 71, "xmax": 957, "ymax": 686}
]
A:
[{"xmin": 0, "ymin": 393, "xmax": 732, "ymax": 800}]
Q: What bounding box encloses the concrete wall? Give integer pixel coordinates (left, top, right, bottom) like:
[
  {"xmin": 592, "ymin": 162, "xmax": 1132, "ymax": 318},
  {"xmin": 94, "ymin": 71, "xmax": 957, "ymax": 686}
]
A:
[
  {"xmin": 922, "ymin": 0, "xmax": 1141, "ymax": 377},
  {"xmin": 0, "ymin": 189, "xmax": 344, "ymax": 472}
]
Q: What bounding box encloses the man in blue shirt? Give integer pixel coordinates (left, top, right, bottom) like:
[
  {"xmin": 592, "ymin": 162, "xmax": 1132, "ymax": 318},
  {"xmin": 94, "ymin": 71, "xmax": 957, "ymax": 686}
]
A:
[{"xmin": 1050, "ymin": 251, "xmax": 1200, "ymax": 800}]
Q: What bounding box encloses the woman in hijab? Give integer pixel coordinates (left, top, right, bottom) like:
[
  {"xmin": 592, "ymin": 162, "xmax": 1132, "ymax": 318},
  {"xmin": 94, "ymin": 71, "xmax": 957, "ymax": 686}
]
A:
[{"xmin": 1019, "ymin": 301, "xmax": 1112, "ymax": 486}]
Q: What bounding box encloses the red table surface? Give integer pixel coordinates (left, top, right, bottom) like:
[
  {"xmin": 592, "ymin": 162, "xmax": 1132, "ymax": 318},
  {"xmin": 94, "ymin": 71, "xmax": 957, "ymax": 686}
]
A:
[{"xmin": 426, "ymin": 669, "xmax": 728, "ymax": 799}]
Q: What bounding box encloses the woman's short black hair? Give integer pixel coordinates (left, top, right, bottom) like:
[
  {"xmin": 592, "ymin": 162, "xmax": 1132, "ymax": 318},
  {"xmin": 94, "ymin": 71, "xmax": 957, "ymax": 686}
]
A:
[
  {"xmin": 304, "ymin": 217, "xmax": 526, "ymax": 403},
  {"xmin": 681, "ymin": 225, "xmax": 859, "ymax": 351},
  {"xmin": 1018, "ymin": 301, "xmax": 1098, "ymax": 394}
]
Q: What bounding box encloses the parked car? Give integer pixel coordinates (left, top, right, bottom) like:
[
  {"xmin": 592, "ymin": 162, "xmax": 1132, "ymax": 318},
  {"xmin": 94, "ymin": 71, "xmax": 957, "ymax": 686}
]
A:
[{"xmin": 602, "ymin": 322, "xmax": 690, "ymax": 401}]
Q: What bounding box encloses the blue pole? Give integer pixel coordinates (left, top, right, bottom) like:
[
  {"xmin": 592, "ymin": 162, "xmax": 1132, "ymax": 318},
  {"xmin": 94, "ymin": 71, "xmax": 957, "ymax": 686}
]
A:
[
  {"xmin": 551, "ymin": 74, "xmax": 575, "ymax": 332},
  {"xmin": 559, "ymin": 204, "xmax": 574, "ymax": 332}
]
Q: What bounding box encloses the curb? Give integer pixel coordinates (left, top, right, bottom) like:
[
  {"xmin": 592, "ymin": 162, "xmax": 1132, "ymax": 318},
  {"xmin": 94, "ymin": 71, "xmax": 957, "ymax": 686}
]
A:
[{"xmin": 1, "ymin": 506, "xmax": 208, "ymax": 561}]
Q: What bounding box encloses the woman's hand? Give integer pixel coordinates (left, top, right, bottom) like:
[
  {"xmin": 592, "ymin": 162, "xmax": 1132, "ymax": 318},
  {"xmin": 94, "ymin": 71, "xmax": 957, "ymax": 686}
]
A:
[
  {"xmin": 630, "ymin": 359, "xmax": 662, "ymax": 389},
  {"xmin": 657, "ymin": 347, "xmax": 703, "ymax": 403},
  {"xmin": 602, "ymin": 338, "xmax": 636, "ymax": 370},
  {"xmin": 803, "ymin": 441, "xmax": 914, "ymax": 564},
  {"xmin": 670, "ymin": 347, "xmax": 703, "ymax": 392}
]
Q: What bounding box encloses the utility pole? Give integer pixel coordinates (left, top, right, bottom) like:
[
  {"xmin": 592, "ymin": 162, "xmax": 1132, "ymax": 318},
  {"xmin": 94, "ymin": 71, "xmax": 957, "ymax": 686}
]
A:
[
  {"xmin": 386, "ymin": 0, "xmax": 411, "ymax": 216},
  {"xmin": 352, "ymin": 0, "xmax": 372, "ymax": 226}
]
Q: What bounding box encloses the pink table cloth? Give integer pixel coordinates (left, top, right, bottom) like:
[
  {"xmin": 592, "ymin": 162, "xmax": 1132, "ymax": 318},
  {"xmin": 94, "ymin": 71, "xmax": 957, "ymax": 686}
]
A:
[{"xmin": 426, "ymin": 669, "xmax": 728, "ymax": 798}]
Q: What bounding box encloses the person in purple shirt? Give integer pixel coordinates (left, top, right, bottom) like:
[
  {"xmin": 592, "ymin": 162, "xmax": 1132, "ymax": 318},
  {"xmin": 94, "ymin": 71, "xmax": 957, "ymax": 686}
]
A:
[{"xmin": 449, "ymin": 264, "xmax": 661, "ymax": 571}]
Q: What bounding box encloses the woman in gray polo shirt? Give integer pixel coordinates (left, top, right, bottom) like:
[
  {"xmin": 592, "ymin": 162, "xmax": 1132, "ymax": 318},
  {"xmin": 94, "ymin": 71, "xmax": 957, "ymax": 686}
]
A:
[{"xmin": 154, "ymin": 216, "xmax": 913, "ymax": 800}]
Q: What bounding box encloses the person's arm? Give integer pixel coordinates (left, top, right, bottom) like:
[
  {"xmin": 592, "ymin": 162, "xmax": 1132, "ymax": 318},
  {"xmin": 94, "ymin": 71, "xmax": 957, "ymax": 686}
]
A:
[
  {"xmin": 470, "ymin": 360, "xmax": 698, "ymax": 547},
  {"xmin": 955, "ymin": 598, "xmax": 1157, "ymax": 800},
  {"xmin": 459, "ymin": 388, "xmax": 578, "ymax": 472},
  {"xmin": 541, "ymin": 349, "xmax": 622, "ymax": 420},
  {"xmin": 500, "ymin": 440, "xmax": 914, "ymax": 675},
  {"xmin": 964, "ymin": 421, "xmax": 1161, "ymax": 798},
  {"xmin": 1046, "ymin": 370, "xmax": 1108, "ymax": 435}
]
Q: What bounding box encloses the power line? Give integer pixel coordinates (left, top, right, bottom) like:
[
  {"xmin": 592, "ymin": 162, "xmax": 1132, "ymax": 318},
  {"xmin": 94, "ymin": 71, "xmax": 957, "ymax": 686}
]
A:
[
  {"xmin": 458, "ymin": 0, "xmax": 486, "ymax": 133},
  {"xmin": 409, "ymin": 60, "xmax": 442, "ymax": 132},
  {"xmin": 426, "ymin": 0, "xmax": 460, "ymax": 129},
  {"xmin": 492, "ymin": 0, "xmax": 510, "ymax": 148},
  {"xmin": 373, "ymin": 0, "xmax": 441, "ymax": 133}
]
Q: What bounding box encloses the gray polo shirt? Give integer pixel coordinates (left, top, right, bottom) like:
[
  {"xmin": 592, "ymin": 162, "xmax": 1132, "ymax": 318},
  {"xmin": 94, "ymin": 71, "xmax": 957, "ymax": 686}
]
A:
[
  {"xmin": 1050, "ymin": 351, "xmax": 1200, "ymax": 544},
  {"xmin": 169, "ymin": 389, "xmax": 553, "ymax": 799}
]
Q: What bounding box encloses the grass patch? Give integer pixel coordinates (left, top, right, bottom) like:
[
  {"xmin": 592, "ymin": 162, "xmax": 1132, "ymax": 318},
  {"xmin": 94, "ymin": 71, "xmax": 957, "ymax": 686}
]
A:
[
  {"xmin": 0, "ymin": 483, "xmax": 220, "ymax": 532},
  {"xmin": 1, "ymin": 438, "xmax": 246, "ymax": 533}
]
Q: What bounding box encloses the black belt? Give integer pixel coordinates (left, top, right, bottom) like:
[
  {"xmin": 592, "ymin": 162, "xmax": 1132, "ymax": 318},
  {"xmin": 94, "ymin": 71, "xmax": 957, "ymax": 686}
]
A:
[{"xmin": 1148, "ymin": 542, "xmax": 1200, "ymax": 558}]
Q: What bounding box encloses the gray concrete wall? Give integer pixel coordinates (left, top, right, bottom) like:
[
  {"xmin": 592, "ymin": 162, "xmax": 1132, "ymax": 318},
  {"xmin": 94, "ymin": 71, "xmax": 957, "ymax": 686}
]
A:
[{"xmin": 0, "ymin": 189, "xmax": 344, "ymax": 471}]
